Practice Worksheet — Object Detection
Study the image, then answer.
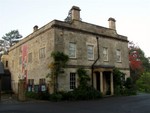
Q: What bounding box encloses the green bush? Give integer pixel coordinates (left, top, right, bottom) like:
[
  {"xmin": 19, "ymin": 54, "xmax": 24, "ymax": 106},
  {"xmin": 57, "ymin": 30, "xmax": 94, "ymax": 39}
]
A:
[
  {"xmin": 49, "ymin": 92, "xmax": 63, "ymax": 101},
  {"xmin": 123, "ymin": 88, "xmax": 137, "ymax": 96},
  {"xmin": 49, "ymin": 86, "xmax": 102, "ymax": 101},
  {"xmin": 136, "ymin": 72, "xmax": 150, "ymax": 93},
  {"xmin": 113, "ymin": 68, "xmax": 137, "ymax": 96},
  {"xmin": 25, "ymin": 91, "xmax": 50, "ymax": 100},
  {"xmin": 25, "ymin": 92, "xmax": 39, "ymax": 99},
  {"xmin": 72, "ymin": 85, "xmax": 102, "ymax": 100},
  {"xmin": 113, "ymin": 68, "xmax": 125, "ymax": 95},
  {"xmin": 37, "ymin": 91, "xmax": 50, "ymax": 100}
]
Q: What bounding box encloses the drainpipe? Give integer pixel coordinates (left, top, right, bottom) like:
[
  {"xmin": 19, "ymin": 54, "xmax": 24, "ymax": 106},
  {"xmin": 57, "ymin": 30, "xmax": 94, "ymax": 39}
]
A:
[{"xmin": 91, "ymin": 37, "xmax": 100, "ymax": 87}]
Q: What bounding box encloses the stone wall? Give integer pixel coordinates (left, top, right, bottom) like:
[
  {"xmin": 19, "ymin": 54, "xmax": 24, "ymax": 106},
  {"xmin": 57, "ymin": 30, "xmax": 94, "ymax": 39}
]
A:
[{"xmin": 8, "ymin": 26, "xmax": 55, "ymax": 93}]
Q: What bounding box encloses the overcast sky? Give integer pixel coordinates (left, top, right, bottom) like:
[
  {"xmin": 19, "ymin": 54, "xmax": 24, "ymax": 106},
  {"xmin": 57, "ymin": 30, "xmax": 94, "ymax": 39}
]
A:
[{"xmin": 1, "ymin": 0, "xmax": 150, "ymax": 57}]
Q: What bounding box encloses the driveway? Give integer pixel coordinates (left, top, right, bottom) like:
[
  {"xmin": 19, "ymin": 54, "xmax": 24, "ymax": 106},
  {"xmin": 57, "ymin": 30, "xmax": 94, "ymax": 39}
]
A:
[{"xmin": 0, "ymin": 93, "xmax": 150, "ymax": 113}]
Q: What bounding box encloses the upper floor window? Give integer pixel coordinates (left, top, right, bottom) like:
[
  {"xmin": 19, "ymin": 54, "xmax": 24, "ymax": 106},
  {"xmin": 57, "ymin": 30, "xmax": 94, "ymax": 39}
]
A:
[
  {"xmin": 28, "ymin": 53, "xmax": 32, "ymax": 63},
  {"xmin": 87, "ymin": 45, "xmax": 94, "ymax": 60},
  {"xmin": 116, "ymin": 49, "xmax": 121, "ymax": 62},
  {"xmin": 103, "ymin": 47, "xmax": 108, "ymax": 61},
  {"xmin": 39, "ymin": 47, "xmax": 45, "ymax": 59},
  {"xmin": 70, "ymin": 73, "xmax": 76, "ymax": 89},
  {"xmin": 69, "ymin": 42, "xmax": 76, "ymax": 58}
]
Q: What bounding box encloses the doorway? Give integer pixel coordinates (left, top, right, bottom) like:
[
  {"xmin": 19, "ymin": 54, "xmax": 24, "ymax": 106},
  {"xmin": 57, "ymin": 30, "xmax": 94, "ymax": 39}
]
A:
[
  {"xmin": 95, "ymin": 72, "xmax": 100, "ymax": 91},
  {"xmin": 103, "ymin": 71, "xmax": 111, "ymax": 95}
]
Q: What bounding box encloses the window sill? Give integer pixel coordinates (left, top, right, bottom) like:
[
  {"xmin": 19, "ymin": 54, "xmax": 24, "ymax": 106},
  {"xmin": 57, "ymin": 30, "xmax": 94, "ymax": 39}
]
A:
[
  {"xmin": 88, "ymin": 59, "xmax": 95, "ymax": 61},
  {"xmin": 69, "ymin": 57, "xmax": 77, "ymax": 60},
  {"xmin": 103, "ymin": 60, "xmax": 109, "ymax": 62},
  {"xmin": 116, "ymin": 61, "xmax": 122, "ymax": 63}
]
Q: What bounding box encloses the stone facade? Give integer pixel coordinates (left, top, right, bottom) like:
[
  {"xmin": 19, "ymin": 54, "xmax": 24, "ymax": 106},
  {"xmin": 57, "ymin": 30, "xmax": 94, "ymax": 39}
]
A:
[{"xmin": 5, "ymin": 6, "xmax": 129, "ymax": 95}]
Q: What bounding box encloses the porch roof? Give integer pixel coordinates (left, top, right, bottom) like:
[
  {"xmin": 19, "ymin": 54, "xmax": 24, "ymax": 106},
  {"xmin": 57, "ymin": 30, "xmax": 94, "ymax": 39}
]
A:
[
  {"xmin": 93, "ymin": 65, "xmax": 114, "ymax": 69},
  {"xmin": 93, "ymin": 65, "xmax": 114, "ymax": 72}
]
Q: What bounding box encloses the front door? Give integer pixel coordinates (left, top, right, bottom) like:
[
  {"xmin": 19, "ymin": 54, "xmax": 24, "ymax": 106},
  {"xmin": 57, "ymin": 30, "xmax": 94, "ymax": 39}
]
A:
[{"xmin": 103, "ymin": 71, "xmax": 111, "ymax": 95}]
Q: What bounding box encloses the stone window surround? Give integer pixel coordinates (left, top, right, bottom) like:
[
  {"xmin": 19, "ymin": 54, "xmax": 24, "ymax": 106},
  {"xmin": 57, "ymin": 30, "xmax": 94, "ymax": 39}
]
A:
[
  {"xmin": 39, "ymin": 47, "xmax": 45, "ymax": 59},
  {"xmin": 103, "ymin": 47, "xmax": 109, "ymax": 61},
  {"xmin": 69, "ymin": 42, "xmax": 76, "ymax": 58},
  {"xmin": 87, "ymin": 44, "xmax": 94, "ymax": 60},
  {"xmin": 28, "ymin": 52, "xmax": 32, "ymax": 63},
  {"xmin": 70, "ymin": 72, "xmax": 76, "ymax": 89},
  {"xmin": 116, "ymin": 49, "xmax": 122, "ymax": 62}
]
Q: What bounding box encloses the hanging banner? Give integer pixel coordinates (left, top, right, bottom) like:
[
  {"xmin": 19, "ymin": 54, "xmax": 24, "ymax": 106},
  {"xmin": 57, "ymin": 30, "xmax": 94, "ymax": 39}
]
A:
[{"xmin": 22, "ymin": 44, "xmax": 28, "ymax": 81}]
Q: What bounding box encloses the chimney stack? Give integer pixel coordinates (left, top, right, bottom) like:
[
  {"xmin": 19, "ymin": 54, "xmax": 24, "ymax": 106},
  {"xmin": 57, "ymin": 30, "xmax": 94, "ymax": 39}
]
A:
[
  {"xmin": 33, "ymin": 25, "xmax": 38, "ymax": 32},
  {"xmin": 108, "ymin": 17, "xmax": 116, "ymax": 30},
  {"xmin": 71, "ymin": 6, "xmax": 81, "ymax": 21}
]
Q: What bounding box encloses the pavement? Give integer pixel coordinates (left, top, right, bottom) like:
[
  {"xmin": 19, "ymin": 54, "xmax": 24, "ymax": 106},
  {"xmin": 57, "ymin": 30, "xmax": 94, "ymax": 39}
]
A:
[
  {"xmin": 1, "ymin": 94, "xmax": 20, "ymax": 104},
  {"xmin": 0, "ymin": 93, "xmax": 44, "ymax": 104},
  {"xmin": 0, "ymin": 93, "xmax": 150, "ymax": 113}
]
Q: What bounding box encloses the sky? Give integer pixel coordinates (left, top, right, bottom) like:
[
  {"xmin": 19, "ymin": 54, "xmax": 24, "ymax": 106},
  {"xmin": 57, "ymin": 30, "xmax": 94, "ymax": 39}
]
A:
[{"xmin": 1, "ymin": 0, "xmax": 150, "ymax": 57}]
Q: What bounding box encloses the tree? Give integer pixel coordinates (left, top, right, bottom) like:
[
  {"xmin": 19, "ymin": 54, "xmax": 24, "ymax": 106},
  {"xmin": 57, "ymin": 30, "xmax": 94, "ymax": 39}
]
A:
[
  {"xmin": 136, "ymin": 72, "xmax": 150, "ymax": 93},
  {"xmin": 128, "ymin": 41, "xmax": 150, "ymax": 82},
  {"xmin": 2, "ymin": 30, "xmax": 22, "ymax": 46}
]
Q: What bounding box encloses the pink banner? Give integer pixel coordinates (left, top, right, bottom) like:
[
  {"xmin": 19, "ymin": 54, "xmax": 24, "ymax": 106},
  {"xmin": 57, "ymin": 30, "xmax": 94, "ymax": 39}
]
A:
[{"xmin": 22, "ymin": 44, "xmax": 28, "ymax": 81}]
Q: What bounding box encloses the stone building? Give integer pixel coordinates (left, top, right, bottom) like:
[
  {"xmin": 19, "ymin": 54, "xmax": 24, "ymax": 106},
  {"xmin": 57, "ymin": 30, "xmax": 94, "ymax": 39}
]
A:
[{"xmin": 5, "ymin": 6, "xmax": 129, "ymax": 95}]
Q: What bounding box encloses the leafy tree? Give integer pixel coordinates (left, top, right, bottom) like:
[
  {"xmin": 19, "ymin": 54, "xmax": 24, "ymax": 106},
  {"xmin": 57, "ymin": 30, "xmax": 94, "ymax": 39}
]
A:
[
  {"xmin": 136, "ymin": 72, "xmax": 150, "ymax": 93},
  {"xmin": 2, "ymin": 30, "xmax": 22, "ymax": 46},
  {"xmin": 128, "ymin": 42, "xmax": 150, "ymax": 82}
]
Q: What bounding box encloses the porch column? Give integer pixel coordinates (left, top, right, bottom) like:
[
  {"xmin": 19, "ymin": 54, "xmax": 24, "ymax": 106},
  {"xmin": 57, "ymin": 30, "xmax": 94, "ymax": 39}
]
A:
[
  {"xmin": 110, "ymin": 72, "xmax": 114, "ymax": 95},
  {"xmin": 100, "ymin": 72, "xmax": 103, "ymax": 93}
]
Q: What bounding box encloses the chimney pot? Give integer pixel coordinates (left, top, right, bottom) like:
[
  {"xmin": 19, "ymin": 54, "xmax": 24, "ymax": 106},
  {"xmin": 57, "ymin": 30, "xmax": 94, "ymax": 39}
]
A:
[
  {"xmin": 71, "ymin": 6, "xmax": 81, "ymax": 21},
  {"xmin": 33, "ymin": 25, "xmax": 38, "ymax": 32},
  {"xmin": 108, "ymin": 17, "xmax": 116, "ymax": 30}
]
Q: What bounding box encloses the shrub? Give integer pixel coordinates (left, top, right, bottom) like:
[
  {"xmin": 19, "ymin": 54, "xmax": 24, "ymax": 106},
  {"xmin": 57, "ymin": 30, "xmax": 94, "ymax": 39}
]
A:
[
  {"xmin": 136, "ymin": 72, "xmax": 150, "ymax": 93},
  {"xmin": 25, "ymin": 92, "xmax": 39, "ymax": 99},
  {"xmin": 113, "ymin": 68, "xmax": 125, "ymax": 95},
  {"xmin": 49, "ymin": 92, "xmax": 63, "ymax": 101},
  {"xmin": 25, "ymin": 91, "xmax": 50, "ymax": 100},
  {"xmin": 37, "ymin": 91, "xmax": 50, "ymax": 100},
  {"xmin": 72, "ymin": 85, "xmax": 102, "ymax": 100}
]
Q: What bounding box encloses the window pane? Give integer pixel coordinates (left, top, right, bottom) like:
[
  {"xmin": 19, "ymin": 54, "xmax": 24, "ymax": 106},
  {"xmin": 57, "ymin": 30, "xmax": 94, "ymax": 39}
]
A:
[
  {"xmin": 87, "ymin": 45, "xmax": 94, "ymax": 60},
  {"xmin": 69, "ymin": 43, "xmax": 76, "ymax": 58},
  {"xmin": 103, "ymin": 47, "xmax": 108, "ymax": 61},
  {"xmin": 116, "ymin": 49, "xmax": 121, "ymax": 62},
  {"xmin": 70, "ymin": 73, "xmax": 76, "ymax": 89}
]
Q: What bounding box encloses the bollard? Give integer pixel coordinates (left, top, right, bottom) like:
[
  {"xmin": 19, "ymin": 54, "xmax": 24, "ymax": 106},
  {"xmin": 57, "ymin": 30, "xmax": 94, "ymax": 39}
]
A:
[{"xmin": 18, "ymin": 79, "xmax": 26, "ymax": 101}]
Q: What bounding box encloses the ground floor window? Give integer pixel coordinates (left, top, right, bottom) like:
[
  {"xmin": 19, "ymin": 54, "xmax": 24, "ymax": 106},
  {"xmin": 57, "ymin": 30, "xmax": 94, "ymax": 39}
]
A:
[
  {"xmin": 27, "ymin": 79, "xmax": 34, "ymax": 92},
  {"xmin": 39, "ymin": 78, "xmax": 46, "ymax": 91},
  {"xmin": 70, "ymin": 73, "xmax": 76, "ymax": 89}
]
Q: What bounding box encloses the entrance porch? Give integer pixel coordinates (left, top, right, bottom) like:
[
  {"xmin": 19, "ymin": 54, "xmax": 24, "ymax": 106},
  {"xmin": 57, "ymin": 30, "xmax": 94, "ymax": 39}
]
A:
[{"xmin": 93, "ymin": 68, "xmax": 114, "ymax": 95}]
